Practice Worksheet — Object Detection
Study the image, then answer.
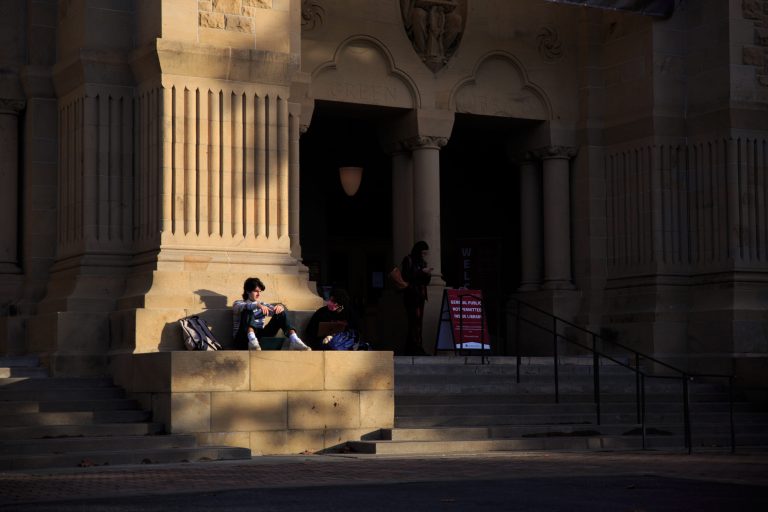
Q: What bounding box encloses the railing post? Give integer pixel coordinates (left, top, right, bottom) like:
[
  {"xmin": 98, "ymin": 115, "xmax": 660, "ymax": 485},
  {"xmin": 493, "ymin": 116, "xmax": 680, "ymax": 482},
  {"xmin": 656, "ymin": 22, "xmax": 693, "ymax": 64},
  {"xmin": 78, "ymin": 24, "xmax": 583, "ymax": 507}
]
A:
[
  {"xmin": 641, "ymin": 374, "xmax": 646, "ymax": 450},
  {"xmin": 515, "ymin": 301, "xmax": 521, "ymax": 384},
  {"xmin": 635, "ymin": 353, "xmax": 641, "ymax": 423},
  {"xmin": 729, "ymin": 376, "xmax": 735, "ymax": 453},
  {"xmin": 683, "ymin": 376, "xmax": 692, "ymax": 454},
  {"xmin": 553, "ymin": 317, "xmax": 559, "ymax": 404},
  {"xmin": 593, "ymin": 334, "xmax": 600, "ymax": 425}
]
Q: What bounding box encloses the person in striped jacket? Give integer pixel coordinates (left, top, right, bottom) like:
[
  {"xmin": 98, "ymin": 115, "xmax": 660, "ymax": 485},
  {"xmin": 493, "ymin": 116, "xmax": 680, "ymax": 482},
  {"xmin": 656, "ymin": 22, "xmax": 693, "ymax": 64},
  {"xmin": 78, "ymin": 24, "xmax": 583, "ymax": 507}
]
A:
[{"xmin": 232, "ymin": 277, "xmax": 311, "ymax": 351}]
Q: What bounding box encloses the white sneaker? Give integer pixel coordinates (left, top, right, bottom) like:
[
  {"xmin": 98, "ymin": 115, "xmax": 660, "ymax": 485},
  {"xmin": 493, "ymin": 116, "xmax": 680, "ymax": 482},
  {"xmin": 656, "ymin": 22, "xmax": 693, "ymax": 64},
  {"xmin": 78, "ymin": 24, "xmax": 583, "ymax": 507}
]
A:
[
  {"xmin": 289, "ymin": 336, "xmax": 311, "ymax": 351},
  {"xmin": 248, "ymin": 338, "xmax": 262, "ymax": 351}
]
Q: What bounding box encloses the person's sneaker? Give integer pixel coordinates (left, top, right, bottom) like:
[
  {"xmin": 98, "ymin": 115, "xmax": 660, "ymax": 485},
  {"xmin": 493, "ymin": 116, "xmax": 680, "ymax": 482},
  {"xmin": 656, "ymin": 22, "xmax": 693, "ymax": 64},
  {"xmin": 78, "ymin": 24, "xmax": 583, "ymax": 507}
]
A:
[
  {"xmin": 248, "ymin": 338, "xmax": 262, "ymax": 351},
  {"xmin": 289, "ymin": 337, "xmax": 311, "ymax": 351}
]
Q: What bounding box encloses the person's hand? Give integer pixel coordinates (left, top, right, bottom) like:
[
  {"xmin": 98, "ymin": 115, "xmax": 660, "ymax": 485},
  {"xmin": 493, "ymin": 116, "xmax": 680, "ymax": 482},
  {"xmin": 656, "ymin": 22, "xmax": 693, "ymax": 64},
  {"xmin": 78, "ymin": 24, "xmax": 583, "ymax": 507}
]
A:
[
  {"xmin": 322, "ymin": 335, "xmax": 333, "ymax": 345},
  {"xmin": 272, "ymin": 304, "xmax": 285, "ymax": 315},
  {"xmin": 424, "ymin": 267, "xmax": 434, "ymax": 274},
  {"xmin": 258, "ymin": 303, "xmax": 271, "ymax": 315}
]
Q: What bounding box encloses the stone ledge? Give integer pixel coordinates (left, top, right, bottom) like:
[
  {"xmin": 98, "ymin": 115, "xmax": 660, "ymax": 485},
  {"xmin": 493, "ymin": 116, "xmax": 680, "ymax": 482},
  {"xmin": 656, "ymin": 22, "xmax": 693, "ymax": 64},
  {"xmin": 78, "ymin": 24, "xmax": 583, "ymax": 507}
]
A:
[{"xmin": 112, "ymin": 350, "xmax": 394, "ymax": 455}]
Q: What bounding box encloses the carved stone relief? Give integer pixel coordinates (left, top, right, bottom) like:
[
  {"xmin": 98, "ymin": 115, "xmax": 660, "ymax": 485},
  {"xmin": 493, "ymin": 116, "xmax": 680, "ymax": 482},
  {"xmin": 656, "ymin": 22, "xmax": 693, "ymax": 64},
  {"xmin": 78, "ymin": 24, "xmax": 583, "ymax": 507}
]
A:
[
  {"xmin": 537, "ymin": 27, "xmax": 563, "ymax": 61},
  {"xmin": 400, "ymin": 0, "xmax": 467, "ymax": 72},
  {"xmin": 742, "ymin": 0, "xmax": 768, "ymax": 87},
  {"xmin": 301, "ymin": 0, "xmax": 325, "ymax": 32},
  {"xmin": 454, "ymin": 55, "xmax": 549, "ymax": 120}
]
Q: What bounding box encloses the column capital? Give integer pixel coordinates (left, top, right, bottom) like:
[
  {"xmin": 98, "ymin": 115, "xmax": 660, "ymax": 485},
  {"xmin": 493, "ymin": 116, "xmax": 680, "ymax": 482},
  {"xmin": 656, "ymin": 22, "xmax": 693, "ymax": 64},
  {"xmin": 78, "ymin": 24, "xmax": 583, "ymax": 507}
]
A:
[
  {"xmin": 401, "ymin": 135, "xmax": 449, "ymax": 151},
  {"xmin": 531, "ymin": 145, "xmax": 577, "ymax": 160},
  {"xmin": 0, "ymin": 98, "xmax": 26, "ymax": 115}
]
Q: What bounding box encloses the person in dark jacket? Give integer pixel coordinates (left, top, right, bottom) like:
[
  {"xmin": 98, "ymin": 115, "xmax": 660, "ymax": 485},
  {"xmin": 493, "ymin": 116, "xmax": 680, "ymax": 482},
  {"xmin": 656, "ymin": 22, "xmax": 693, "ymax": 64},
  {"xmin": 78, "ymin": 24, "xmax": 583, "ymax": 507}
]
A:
[
  {"xmin": 400, "ymin": 240, "xmax": 433, "ymax": 355},
  {"xmin": 305, "ymin": 288, "xmax": 360, "ymax": 350}
]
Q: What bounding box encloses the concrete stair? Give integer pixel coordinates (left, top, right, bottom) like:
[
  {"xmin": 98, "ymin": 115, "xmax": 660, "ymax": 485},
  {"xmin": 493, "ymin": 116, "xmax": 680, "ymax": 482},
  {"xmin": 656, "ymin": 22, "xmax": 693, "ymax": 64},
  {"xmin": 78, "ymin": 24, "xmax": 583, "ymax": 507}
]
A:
[
  {"xmin": 346, "ymin": 356, "xmax": 768, "ymax": 455},
  {"xmin": 0, "ymin": 356, "xmax": 251, "ymax": 470}
]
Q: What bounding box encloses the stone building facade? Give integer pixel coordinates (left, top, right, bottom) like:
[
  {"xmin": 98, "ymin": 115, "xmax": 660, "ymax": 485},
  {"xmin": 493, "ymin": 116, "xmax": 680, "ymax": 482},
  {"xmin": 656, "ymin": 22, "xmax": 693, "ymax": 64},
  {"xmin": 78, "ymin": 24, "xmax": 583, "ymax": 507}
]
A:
[{"xmin": 0, "ymin": 0, "xmax": 766, "ymax": 390}]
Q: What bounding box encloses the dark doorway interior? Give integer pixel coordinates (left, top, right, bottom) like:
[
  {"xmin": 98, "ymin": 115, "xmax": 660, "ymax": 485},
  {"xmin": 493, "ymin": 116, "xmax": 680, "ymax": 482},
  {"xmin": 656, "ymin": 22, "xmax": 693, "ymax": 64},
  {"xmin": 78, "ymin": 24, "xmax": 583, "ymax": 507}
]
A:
[
  {"xmin": 440, "ymin": 113, "xmax": 537, "ymax": 346},
  {"xmin": 299, "ymin": 101, "xmax": 403, "ymax": 336}
]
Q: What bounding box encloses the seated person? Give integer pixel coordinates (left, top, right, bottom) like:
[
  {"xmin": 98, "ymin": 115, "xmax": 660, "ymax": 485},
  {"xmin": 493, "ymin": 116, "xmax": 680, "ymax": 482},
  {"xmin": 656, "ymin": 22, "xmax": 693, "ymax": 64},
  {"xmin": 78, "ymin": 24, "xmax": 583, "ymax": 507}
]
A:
[
  {"xmin": 305, "ymin": 288, "xmax": 359, "ymax": 350},
  {"xmin": 232, "ymin": 277, "xmax": 311, "ymax": 351}
]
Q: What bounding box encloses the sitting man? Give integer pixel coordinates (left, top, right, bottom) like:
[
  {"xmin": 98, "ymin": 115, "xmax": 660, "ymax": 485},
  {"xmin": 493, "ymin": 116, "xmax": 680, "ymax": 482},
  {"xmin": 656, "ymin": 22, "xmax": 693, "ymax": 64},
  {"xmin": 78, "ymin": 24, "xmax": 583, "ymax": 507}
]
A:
[
  {"xmin": 232, "ymin": 277, "xmax": 311, "ymax": 351},
  {"xmin": 304, "ymin": 288, "xmax": 359, "ymax": 350}
]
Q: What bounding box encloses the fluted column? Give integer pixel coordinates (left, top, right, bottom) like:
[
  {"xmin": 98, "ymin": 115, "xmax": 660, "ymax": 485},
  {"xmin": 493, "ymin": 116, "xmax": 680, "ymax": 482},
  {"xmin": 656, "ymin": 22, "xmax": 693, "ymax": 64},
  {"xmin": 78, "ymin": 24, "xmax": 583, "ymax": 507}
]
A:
[
  {"xmin": 536, "ymin": 146, "xmax": 577, "ymax": 289},
  {"xmin": 288, "ymin": 102, "xmax": 303, "ymax": 260},
  {"xmin": 406, "ymin": 136, "xmax": 447, "ymax": 282},
  {"xmin": 517, "ymin": 157, "xmax": 542, "ymax": 291},
  {"xmin": 0, "ymin": 99, "xmax": 24, "ymax": 274}
]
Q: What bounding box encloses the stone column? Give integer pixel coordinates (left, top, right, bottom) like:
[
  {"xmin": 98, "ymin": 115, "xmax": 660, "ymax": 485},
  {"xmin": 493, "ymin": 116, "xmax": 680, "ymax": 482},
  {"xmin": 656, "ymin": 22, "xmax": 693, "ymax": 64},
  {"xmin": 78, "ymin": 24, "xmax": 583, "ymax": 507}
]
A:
[
  {"xmin": 407, "ymin": 136, "xmax": 446, "ymax": 281},
  {"xmin": 517, "ymin": 157, "xmax": 542, "ymax": 291},
  {"xmin": 288, "ymin": 102, "xmax": 303, "ymax": 260},
  {"xmin": 537, "ymin": 146, "xmax": 577, "ymax": 290},
  {"xmin": 391, "ymin": 149, "xmax": 414, "ymax": 265},
  {"xmin": 0, "ymin": 99, "xmax": 24, "ymax": 274}
]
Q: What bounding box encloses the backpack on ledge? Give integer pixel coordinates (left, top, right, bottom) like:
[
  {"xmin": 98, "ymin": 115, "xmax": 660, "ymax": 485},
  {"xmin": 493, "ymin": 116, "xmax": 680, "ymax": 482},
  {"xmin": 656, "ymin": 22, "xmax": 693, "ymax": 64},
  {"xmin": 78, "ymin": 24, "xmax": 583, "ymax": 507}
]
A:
[{"xmin": 180, "ymin": 315, "xmax": 223, "ymax": 351}]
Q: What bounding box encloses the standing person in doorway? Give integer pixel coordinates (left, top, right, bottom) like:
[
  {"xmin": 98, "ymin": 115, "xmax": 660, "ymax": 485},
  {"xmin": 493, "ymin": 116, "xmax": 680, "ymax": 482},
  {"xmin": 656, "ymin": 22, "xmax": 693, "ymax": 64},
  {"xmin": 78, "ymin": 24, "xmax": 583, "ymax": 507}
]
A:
[
  {"xmin": 401, "ymin": 240, "xmax": 433, "ymax": 356},
  {"xmin": 232, "ymin": 277, "xmax": 311, "ymax": 351}
]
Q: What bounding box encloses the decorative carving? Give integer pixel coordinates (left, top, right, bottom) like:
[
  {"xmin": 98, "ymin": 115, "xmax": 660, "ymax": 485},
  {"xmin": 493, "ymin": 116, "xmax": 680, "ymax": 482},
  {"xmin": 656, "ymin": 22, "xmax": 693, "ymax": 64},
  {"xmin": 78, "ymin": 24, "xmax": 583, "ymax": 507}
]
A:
[
  {"xmin": 0, "ymin": 98, "xmax": 26, "ymax": 114},
  {"xmin": 400, "ymin": 0, "xmax": 467, "ymax": 72},
  {"xmin": 401, "ymin": 135, "xmax": 449, "ymax": 151},
  {"xmin": 531, "ymin": 145, "xmax": 577, "ymax": 160},
  {"xmin": 537, "ymin": 27, "xmax": 563, "ymax": 61},
  {"xmin": 742, "ymin": 0, "xmax": 768, "ymax": 86},
  {"xmin": 301, "ymin": 0, "xmax": 325, "ymax": 31}
]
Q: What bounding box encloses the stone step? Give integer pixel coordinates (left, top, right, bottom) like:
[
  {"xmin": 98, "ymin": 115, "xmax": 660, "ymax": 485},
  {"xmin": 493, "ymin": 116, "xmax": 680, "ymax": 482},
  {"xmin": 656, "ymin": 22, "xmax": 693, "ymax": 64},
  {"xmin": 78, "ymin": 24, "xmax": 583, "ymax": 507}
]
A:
[
  {"xmin": 394, "ymin": 376, "xmax": 724, "ymax": 394},
  {"xmin": 0, "ymin": 409, "xmax": 151, "ymax": 427},
  {"xmin": 394, "ymin": 411, "xmax": 768, "ymax": 428},
  {"xmin": 394, "ymin": 362, "xmax": 635, "ymax": 376},
  {"xmin": 394, "ymin": 392, "xmax": 737, "ymax": 405},
  {"xmin": 0, "ymin": 356, "xmax": 41, "ymax": 368},
  {"xmin": 0, "ymin": 446, "xmax": 251, "ymax": 471},
  {"xmin": 394, "ymin": 356, "xmax": 633, "ymax": 366},
  {"xmin": 381, "ymin": 422, "xmax": 768, "ymax": 441},
  {"xmin": 0, "ymin": 386, "xmax": 125, "ymax": 402},
  {"xmin": 0, "ymin": 398, "xmax": 141, "ymax": 414},
  {"xmin": 0, "ymin": 434, "xmax": 198, "ymax": 456},
  {"xmin": 0, "ymin": 367, "xmax": 48, "ymax": 378},
  {"xmin": 0, "ymin": 377, "xmax": 114, "ymax": 388},
  {"xmin": 0, "ymin": 422, "xmax": 165, "ymax": 440},
  {"xmin": 346, "ymin": 434, "xmax": 738, "ymax": 456},
  {"xmin": 395, "ymin": 401, "xmax": 743, "ymax": 416}
]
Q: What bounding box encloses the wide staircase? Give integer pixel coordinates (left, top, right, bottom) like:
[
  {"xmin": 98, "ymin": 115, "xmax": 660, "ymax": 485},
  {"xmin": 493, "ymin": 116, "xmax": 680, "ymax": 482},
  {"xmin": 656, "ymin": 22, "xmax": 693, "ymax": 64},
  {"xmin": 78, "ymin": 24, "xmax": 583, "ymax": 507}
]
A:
[
  {"xmin": 347, "ymin": 355, "xmax": 768, "ymax": 455},
  {"xmin": 349, "ymin": 299, "xmax": 768, "ymax": 455},
  {"xmin": 0, "ymin": 356, "xmax": 250, "ymax": 470}
]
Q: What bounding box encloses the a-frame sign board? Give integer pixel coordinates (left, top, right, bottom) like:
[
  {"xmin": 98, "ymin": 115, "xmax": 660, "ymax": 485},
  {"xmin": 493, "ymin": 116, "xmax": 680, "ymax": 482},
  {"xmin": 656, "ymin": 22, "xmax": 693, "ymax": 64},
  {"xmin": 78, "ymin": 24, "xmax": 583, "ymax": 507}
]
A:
[{"xmin": 435, "ymin": 289, "xmax": 491, "ymax": 353}]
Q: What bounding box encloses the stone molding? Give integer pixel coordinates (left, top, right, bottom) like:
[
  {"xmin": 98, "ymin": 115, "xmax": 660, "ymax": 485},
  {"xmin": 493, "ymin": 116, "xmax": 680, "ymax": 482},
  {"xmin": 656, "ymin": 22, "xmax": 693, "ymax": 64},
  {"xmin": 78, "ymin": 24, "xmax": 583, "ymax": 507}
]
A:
[
  {"xmin": 0, "ymin": 99, "xmax": 26, "ymax": 114},
  {"xmin": 531, "ymin": 145, "xmax": 577, "ymax": 160},
  {"xmin": 400, "ymin": 135, "xmax": 449, "ymax": 151}
]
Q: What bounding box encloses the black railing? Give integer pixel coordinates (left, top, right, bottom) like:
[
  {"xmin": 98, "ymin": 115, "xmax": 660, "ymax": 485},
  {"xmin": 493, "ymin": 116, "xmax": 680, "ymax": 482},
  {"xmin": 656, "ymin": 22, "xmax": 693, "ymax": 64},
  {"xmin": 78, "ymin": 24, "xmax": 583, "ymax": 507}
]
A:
[{"xmin": 510, "ymin": 298, "xmax": 735, "ymax": 453}]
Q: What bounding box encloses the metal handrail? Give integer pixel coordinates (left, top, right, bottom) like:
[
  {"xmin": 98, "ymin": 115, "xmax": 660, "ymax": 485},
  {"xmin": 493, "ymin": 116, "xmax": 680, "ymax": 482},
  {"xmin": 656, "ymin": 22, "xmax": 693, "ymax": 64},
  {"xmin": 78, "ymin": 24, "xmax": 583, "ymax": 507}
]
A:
[{"xmin": 510, "ymin": 298, "xmax": 736, "ymax": 453}]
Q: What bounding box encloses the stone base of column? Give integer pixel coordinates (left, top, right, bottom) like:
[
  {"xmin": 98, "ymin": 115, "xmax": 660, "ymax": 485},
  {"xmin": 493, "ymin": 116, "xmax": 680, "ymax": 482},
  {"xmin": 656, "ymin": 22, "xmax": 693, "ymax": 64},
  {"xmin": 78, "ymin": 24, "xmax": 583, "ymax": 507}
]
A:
[
  {"xmin": 0, "ymin": 316, "xmax": 25, "ymax": 356},
  {"xmin": 111, "ymin": 253, "xmax": 324, "ymax": 355},
  {"xmin": 422, "ymin": 282, "xmax": 446, "ymax": 355},
  {"xmin": 506, "ymin": 288, "xmax": 583, "ymax": 357},
  {"xmin": 28, "ymin": 311, "xmax": 111, "ymax": 376},
  {"xmin": 541, "ymin": 279, "xmax": 576, "ymax": 291},
  {"xmin": 516, "ymin": 281, "xmax": 541, "ymax": 292}
]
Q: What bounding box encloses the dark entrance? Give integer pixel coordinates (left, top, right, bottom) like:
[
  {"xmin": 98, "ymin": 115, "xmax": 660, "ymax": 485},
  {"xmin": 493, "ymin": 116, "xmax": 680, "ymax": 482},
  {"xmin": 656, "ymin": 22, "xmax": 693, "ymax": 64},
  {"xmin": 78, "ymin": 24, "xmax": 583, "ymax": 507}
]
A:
[
  {"xmin": 440, "ymin": 114, "xmax": 537, "ymax": 351},
  {"xmin": 299, "ymin": 101, "xmax": 403, "ymax": 344}
]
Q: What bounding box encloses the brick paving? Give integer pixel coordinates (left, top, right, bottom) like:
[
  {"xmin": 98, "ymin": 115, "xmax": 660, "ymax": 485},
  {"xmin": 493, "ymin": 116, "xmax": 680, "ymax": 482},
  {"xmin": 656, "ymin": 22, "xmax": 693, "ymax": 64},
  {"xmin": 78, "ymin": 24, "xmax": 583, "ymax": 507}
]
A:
[{"xmin": 0, "ymin": 450, "xmax": 767, "ymax": 507}]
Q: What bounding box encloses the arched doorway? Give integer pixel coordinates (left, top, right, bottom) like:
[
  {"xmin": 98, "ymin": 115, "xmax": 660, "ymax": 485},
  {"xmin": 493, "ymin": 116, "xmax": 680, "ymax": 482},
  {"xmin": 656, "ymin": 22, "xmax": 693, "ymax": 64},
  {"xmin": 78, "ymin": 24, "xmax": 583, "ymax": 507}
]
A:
[{"xmin": 299, "ymin": 101, "xmax": 407, "ymax": 347}]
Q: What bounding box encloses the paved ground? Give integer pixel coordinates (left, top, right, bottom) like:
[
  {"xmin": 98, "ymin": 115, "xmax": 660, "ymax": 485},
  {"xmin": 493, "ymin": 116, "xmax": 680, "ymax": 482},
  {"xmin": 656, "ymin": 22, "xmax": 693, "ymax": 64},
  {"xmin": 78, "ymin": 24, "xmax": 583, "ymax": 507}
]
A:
[{"xmin": 1, "ymin": 450, "xmax": 767, "ymax": 511}]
